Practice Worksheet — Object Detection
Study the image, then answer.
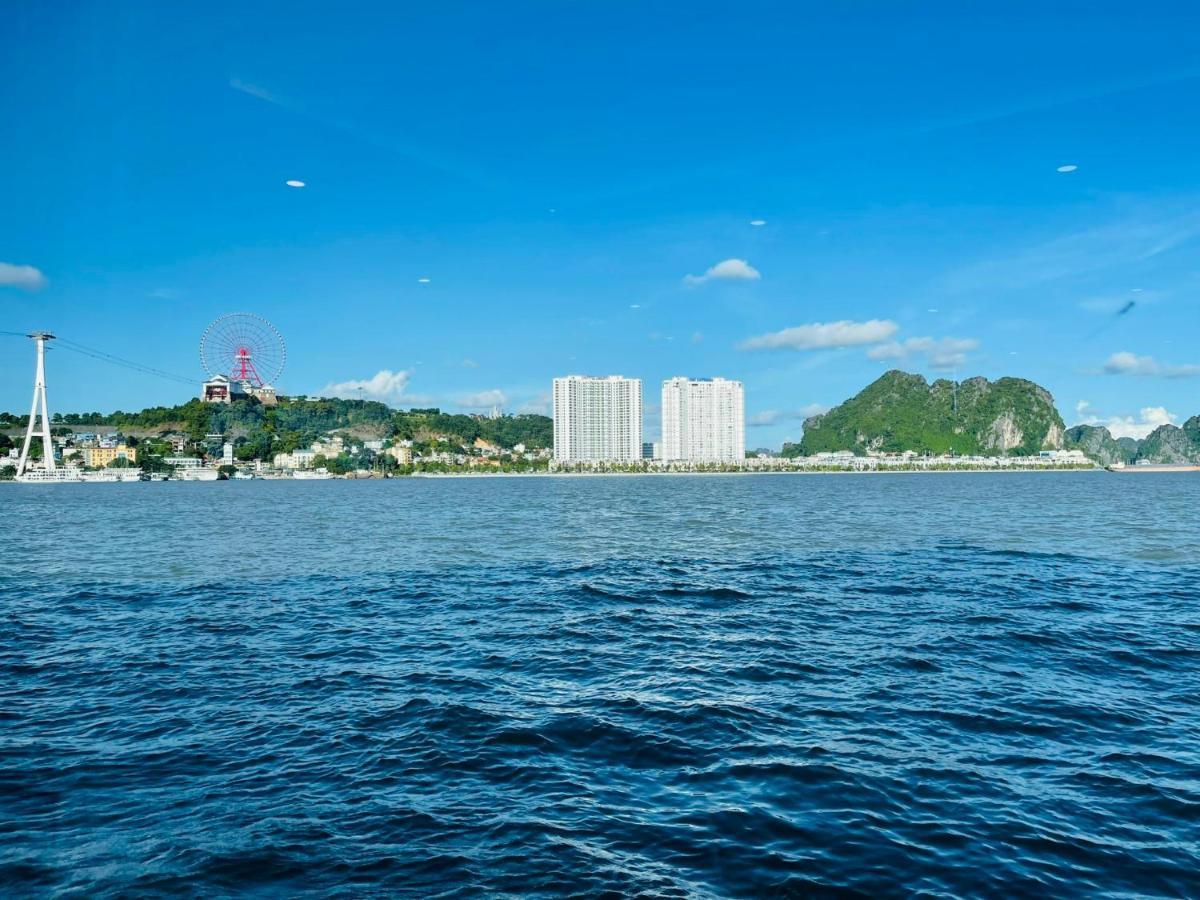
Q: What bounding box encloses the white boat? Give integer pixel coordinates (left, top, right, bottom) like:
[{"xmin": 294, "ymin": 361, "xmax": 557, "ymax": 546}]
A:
[
  {"xmin": 175, "ymin": 467, "xmax": 221, "ymax": 481},
  {"xmin": 232, "ymin": 471, "xmax": 256, "ymax": 480},
  {"xmin": 14, "ymin": 467, "xmax": 84, "ymax": 483},
  {"xmin": 79, "ymin": 469, "xmax": 144, "ymax": 483},
  {"xmin": 292, "ymin": 468, "xmax": 333, "ymax": 480},
  {"xmin": 1108, "ymin": 461, "xmax": 1199, "ymax": 474}
]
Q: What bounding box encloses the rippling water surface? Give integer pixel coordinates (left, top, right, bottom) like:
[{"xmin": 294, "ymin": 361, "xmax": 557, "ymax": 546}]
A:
[{"xmin": 2, "ymin": 473, "xmax": 1199, "ymax": 896}]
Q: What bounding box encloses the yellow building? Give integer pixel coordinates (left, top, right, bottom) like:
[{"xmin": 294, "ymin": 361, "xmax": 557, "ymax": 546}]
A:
[{"xmin": 83, "ymin": 445, "xmax": 137, "ymax": 468}]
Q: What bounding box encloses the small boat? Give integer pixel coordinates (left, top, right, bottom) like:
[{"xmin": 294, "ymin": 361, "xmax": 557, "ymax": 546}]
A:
[
  {"xmin": 292, "ymin": 468, "xmax": 333, "ymax": 480},
  {"xmin": 233, "ymin": 471, "xmax": 256, "ymax": 480}
]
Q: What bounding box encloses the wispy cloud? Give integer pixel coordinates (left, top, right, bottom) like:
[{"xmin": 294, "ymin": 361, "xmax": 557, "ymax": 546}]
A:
[
  {"xmin": 457, "ymin": 389, "xmax": 506, "ymax": 410},
  {"xmin": 0, "ymin": 262, "xmax": 47, "ymax": 291},
  {"xmin": 739, "ymin": 319, "xmax": 898, "ymax": 351},
  {"xmin": 867, "ymin": 336, "xmax": 980, "ymax": 371},
  {"xmin": 941, "ymin": 209, "xmax": 1200, "ymax": 293},
  {"xmin": 461, "ymin": 358, "xmax": 479, "ymax": 368},
  {"xmin": 227, "ymin": 76, "xmax": 498, "ymax": 189},
  {"xmin": 229, "ymin": 78, "xmax": 280, "ymax": 103},
  {"xmin": 320, "ymin": 369, "xmax": 412, "ymax": 402},
  {"xmin": 1078, "ymin": 293, "xmax": 1149, "ymax": 315},
  {"xmin": 912, "ymin": 68, "xmax": 1200, "ymax": 137},
  {"xmin": 1102, "ymin": 351, "xmax": 1200, "ymax": 379},
  {"xmin": 747, "ymin": 404, "xmax": 828, "ymax": 427},
  {"xmin": 683, "ymin": 258, "xmax": 761, "ymax": 287}
]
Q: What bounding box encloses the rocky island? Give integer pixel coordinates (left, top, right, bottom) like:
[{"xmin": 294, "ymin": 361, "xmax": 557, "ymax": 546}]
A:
[{"xmin": 784, "ymin": 370, "xmax": 1200, "ymax": 465}]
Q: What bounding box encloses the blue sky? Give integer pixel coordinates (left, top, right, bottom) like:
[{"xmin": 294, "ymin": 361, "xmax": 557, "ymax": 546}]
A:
[{"xmin": 3, "ymin": 1, "xmax": 1199, "ymax": 447}]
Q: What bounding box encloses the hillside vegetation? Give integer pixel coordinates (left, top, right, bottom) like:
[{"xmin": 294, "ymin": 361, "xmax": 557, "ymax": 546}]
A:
[
  {"xmin": 1, "ymin": 396, "xmax": 552, "ymax": 457},
  {"xmin": 786, "ymin": 371, "xmax": 1066, "ymax": 457}
]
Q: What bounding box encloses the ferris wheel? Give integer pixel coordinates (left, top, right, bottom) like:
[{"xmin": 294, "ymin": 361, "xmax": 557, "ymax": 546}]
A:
[{"xmin": 199, "ymin": 313, "xmax": 286, "ymax": 388}]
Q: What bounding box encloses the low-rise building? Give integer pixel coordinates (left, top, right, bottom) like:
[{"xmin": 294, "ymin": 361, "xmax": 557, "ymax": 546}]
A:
[
  {"xmin": 82, "ymin": 445, "xmax": 138, "ymax": 467},
  {"xmin": 273, "ymin": 449, "xmax": 317, "ymax": 470},
  {"xmin": 202, "ymin": 375, "xmax": 243, "ymax": 404},
  {"xmin": 385, "ymin": 445, "xmax": 413, "ymax": 464}
]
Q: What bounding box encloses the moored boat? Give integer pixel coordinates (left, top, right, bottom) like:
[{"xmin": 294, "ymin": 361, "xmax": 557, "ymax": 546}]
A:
[
  {"xmin": 1107, "ymin": 461, "xmax": 1199, "ymax": 473},
  {"xmin": 292, "ymin": 468, "xmax": 333, "ymax": 480},
  {"xmin": 14, "ymin": 467, "xmax": 84, "ymax": 484},
  {"xmin": 175, "ymin": 467, "xmax": 221, "ymax": 481}
]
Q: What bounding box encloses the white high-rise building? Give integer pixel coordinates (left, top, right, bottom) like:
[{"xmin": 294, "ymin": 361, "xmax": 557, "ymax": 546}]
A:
[
  {"xmin": 553, "ymin": 376, "xmax": 643, "ymax": 462},
  {"xmin": 661, "ymin": 377, "xmax": 745, "ymax": 462}
]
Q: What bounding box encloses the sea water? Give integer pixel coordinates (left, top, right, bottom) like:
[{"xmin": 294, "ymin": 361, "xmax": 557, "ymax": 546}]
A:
[{"xmin": 2, "ymin": 473, "xmax": 1198, "ymax": 895}]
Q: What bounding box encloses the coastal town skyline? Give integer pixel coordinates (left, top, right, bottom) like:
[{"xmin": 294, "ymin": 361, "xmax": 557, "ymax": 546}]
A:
[{"xmin": 4, "ymin": 3, "xmax": 1200, "ymax": 449}]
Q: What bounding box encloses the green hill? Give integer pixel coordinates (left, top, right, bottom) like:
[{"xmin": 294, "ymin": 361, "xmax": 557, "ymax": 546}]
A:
[
  {"xmin": 1135, "ymin": 416, "xmax": 1200, "ymax": 463},
  {"xmin": 785, "ymin": 370, "xmax": 1066, "ymax": 457},
  {"xmin": 1, "ymin": 396, "xmax": 552, "ymax": 460},
  {"xmin": 1063, "ymin": 425, "xmax": 1137, "ymax": 466},
  {"xmin": 1063, "ymin": 417, "xmax": 1200, "ymax": 465}
]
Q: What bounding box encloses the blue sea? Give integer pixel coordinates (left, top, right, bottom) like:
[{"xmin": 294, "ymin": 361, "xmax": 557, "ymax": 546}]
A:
[{"xmin": 2, "ymin": 473, "xmax": 1199, "ymax": 896}]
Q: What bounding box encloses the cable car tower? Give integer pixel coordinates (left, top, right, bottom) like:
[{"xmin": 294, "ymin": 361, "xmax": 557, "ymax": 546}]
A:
[{"xmin": 16, "ymin": 332, "xmax": 56, "ymax": 477}]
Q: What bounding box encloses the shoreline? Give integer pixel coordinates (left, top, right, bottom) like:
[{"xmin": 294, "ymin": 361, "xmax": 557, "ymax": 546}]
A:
[
  {"xmin": 14, "ymin": 466, "xmax": 1200, "ymax": 484},
  {"xmin": 412, "ymin": 467, "xmax": 1106, "ymax": 478}
]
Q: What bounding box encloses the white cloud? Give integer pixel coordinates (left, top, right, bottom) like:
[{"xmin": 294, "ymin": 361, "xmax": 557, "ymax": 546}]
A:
[
  {"xmin": 747, "ymin": 404, "xmax": 828, "ymax": 427},
  {"xmin": 867, "ymin": 336, "xmax": 980, "ymax": 371},
  {"xmin": 1081, "ymin": 406, "xmax": 1178, "ymax": 440},
  {"xmin": 517, "ymin": 392, "xmax": 551, "ymax": 415},
  {"xmin": 285, "ymin": 179, "xmax": 306, "ymax": 188},
  {"xmin": 458, "ymin": 389, "xmax": 506, "ymax": 409},
  {"xmin": 747, "ymin": 411, "xmax": 782, "ymax": 427},
  {"xmin": 749, "ymin": 219, "xmax": 766, "ymax": 226},
  {"xmin": 1056, "ymin": 164, "xmax": 1078, "ymax": 173},
  {"xmin": 320, "ymin": 369, "xmax": 412, "ymax": 402},
  {"xmin": 462, "ymin": 358, "xmax": 479, "ymax": 368},
  {"xmin": 1102, "ymin": 351, "xmax": 1200, "ymax": 378},
  {"xmin": 0, "ymin": 262, "xmax": 47, "ymax": 291},
  {"xmin": 798, "ymin": 402, "xmax": 829, "ymax": 418},
  {"xmin": 683, "ymin": 258, "xmax": 761, "ymax": 287},
  {"xmin": 739, "ymin": 319, "xmax": 898, "ymax": 351}
]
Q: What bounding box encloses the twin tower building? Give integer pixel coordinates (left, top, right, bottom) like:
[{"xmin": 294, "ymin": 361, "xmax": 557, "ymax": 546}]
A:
[{"xmin": 552, "ymin": 375, "xmax": 746, "ymax": 464}]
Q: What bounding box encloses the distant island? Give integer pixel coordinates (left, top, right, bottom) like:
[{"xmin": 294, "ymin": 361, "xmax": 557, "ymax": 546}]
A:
[{"xmin": 783, "ymin": 370, "xmax": 1200, "ymax": 466}]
